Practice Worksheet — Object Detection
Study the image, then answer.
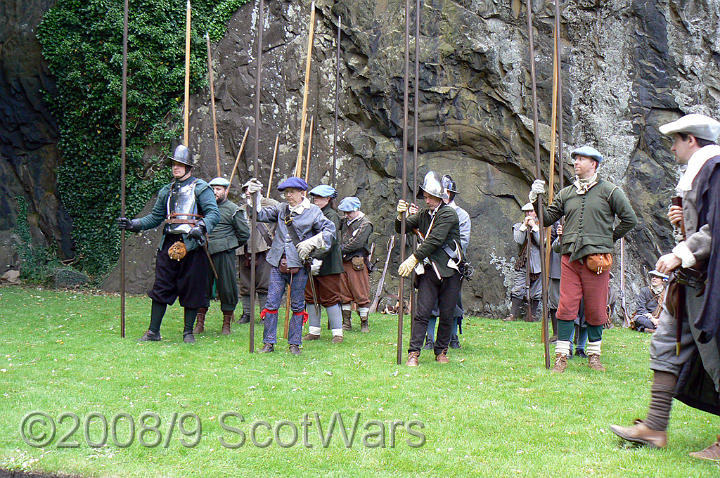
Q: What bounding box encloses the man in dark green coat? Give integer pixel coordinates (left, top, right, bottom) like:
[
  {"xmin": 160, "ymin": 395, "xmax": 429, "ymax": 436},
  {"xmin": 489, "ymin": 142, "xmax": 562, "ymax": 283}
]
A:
[
  {"xmin": 396, "ymin": 171, "xmax": 462, "ymax": 366},
  {"xmin": 194, "ymin": 177, "xmax": 249, "ymax": 335},
  {"xmin": 303, "ymin": 185, "xmax": 346, "ymax": 343}
]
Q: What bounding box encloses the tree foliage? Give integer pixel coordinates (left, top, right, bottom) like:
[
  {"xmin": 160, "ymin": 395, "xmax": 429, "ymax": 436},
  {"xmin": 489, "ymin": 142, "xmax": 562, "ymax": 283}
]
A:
[{"xmin": 37, "ymin": 0, "xmax": 249, "ymax": 276}]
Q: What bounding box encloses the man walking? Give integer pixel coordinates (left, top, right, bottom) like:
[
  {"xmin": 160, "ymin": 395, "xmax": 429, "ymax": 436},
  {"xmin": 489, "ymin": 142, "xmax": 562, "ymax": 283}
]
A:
[
  {"xmin": 396, "ymin": 171, "xmax": 462, "ymax": 366},
  {"xmin": 117, "ymin": 145, "xmax": 220, "ymax": 343},
  {"xmin": 529, "ymin": 145, "xmax": 637, "ymax": 372},
  {"xmin": 194, "ymin": 177, "xmax": 249, "ymax": 335},
  {"xmin": 610, "ymin": 113, "xmax": 720, "ymax": 460}
]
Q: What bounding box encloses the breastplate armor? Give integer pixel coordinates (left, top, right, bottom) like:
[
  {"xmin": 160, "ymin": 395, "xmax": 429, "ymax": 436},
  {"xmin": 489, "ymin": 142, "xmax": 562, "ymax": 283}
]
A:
[{"xmin": 165, "ymin": 179, "xmax": 199, "ymax": 234}]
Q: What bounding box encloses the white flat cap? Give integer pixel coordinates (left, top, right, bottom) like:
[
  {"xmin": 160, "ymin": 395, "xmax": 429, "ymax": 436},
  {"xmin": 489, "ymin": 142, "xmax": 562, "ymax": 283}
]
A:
[{"xmin": 659, "ymin": 113, "xmax": 720, "ymax": 141}]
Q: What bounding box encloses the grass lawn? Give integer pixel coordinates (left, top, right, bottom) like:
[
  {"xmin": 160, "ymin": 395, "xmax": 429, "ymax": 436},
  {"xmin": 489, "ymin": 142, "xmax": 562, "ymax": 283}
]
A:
[{"xmin": 1, "ymin": 285, "xmax": 719, "ymax": 477}]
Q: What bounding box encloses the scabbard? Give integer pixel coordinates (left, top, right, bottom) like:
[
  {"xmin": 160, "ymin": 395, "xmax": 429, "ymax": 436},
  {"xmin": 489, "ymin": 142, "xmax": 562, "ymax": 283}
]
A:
[
  {"xmin": 306, "ymin": 266, "xmax": 321, "ymax": 317},
  {"xmin": 676, "ymin": 283, "xmax": 686, "ymax": 356}
]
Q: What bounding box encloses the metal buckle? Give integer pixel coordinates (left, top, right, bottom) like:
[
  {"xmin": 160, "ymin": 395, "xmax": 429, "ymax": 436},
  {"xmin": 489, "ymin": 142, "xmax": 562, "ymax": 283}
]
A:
[{"xmin": 284, "ymin": 214, "xmax": 294, "ymax": 225}]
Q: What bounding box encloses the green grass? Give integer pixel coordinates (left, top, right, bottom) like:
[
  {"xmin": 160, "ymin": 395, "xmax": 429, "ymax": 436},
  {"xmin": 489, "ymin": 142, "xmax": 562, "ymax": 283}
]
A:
[{"xmin": 0, "ymin": 285, "xmax": 719, "ymax": 477}]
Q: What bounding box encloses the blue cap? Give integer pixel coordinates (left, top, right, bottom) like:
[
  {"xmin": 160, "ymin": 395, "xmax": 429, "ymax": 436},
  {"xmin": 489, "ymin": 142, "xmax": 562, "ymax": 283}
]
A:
[
  {"xmin": 309, "ymin": 184, "xmax": 337, "ymax": 198},
  {"xmin": 277, "ymin": 177, "xmax": 309, "ymax": 191},
  {"xmin": 208, "ymin": 177, "xmax": 231, "ymax": 187},
  {"xmin": 338, "ymin": 197, "xmax": 361, "ymax": 212},
  {"xmin": 570, "ymin": 146, "xmax": 603, "ymax": 163}
]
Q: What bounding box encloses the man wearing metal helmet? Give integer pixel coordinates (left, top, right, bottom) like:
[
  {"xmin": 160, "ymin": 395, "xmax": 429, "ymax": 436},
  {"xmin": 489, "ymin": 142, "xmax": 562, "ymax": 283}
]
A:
[
  {"xmin": 303, "ymin": 185, "xmax": 345, "ymax": 343},
  {"xmin": 503, "ymin": 202, "xmax": 543, "ymax": 323},
  {"xmin": 193, "ymin": 177, "xmax": 249, "ymax": 336},
  {"xmin": 117, "ymin": 144, "xmax": 220, "ymax": 343},
  {"xmin": 529, "ymin": 145, "xmax": 637, "ymax": 372},
  {"xmin": 611, "ymin": 113, "xmax": 720, "ymax": 460},
  {"xmin": 630, "ymin": 270, "xmax": 668, "ymax": 333},
  {"xmin": 396, "ymin": 171, "xmax": 462, "ymax": 366},
  {"xmin": 243, "ymin": 176, "xmax": 335, "ymax": 355},
  {"xmin": 423, "ymin": 175, "xmax": 470, "ymax": 350},
  {"xmin": 338, "ymin": 196, "xmax": 374, "ymax": 333}
]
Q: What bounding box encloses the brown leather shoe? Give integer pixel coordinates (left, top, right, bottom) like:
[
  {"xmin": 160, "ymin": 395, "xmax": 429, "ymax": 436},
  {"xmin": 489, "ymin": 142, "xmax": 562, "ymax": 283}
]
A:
[
  {"xmin": 259, "ymin": 343, "xmax": 274, "ymax": 353},
  {"xmin": 360, "ymin": 316, "xmax": 370, "ymax": 333},
  {"xmin": 690, "ymin": 436, "xmax": 720, "ymax": 461},
  {"xmin": 222, "ymin": 312, "xmax": 233, "ymax": 335},
  {"xmin": 406, "ymin": 351, "xmax": 420, "ymax": 367},
  {"xmin": 138, "ymin": 330, "xmax": 161, "ymax": 342},
  {"xmin": 552, "ymin": 353, "xmax": 568, "ymax": 373},
  {"xmin": 588, "ymin": 353, "xmax": 606, "ymax": 371},
  {"xmin": 303, "ymin": 333, "xmax": 320, "ymax": 341},
  {"xmin": 331, "ymin": 335, "xmax": 343, "ymax": 344},
  {"xmin": 435, "ymin": 351, "xmax": 449, "ymax": 364},
  {"xmin": 289, "ymin": 344, "xmax": 302, "ymax": 356},
  {"xmin": 193, "ymin": 307, "xmax": 207, "ymax": 335},
  {"xmin": 502, "ymin": 314, "xmax": 515, "ymax": 322},
  {"xmin": 610, "ymin": 419, "xmax": 667, "ymax": 448}
]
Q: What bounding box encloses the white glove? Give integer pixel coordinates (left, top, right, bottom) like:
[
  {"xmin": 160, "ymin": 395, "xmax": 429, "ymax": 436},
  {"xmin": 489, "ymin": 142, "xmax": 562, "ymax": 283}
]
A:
[
  {"xmin": 528, "ymin": 179, "xmax": 546, "ymax": 203},
  {"xmin": 296, "ymin": 233, "xmax": 326, "ymax": 261},
  {"xmin": 398, "ymin": 254, "xmax": 419, "ymax": 277},
  {"xmin": 408, "ymin": 203, "xmax": 419, "ymax": 215},
  {"xmin": 244, "ymin": 178, "xmax": 263, "ymax": 194},
  {"xmin": 310, "ymin": 259, "xmax": 322, "ymax": 276},
  {"xmin": 396, "ymin": 200, "xmax": 409, "ymax": 215}
]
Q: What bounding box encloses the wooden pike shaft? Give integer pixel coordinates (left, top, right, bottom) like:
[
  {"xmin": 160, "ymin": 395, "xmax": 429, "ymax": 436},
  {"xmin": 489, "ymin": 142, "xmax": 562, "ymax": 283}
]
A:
[
  {"xmin": 120, "ymin": 0, "xmax": 129, "ymax": 338},
  {"xmin": 206, "ymin": 32, "xmax": 221, "ymax": 176},
  {"xmin": 397, "ymin": 0, "xmax": 411, "ymax": 366},
  {"xmin": 304, "ymin": 116, "xmax": 314, "ymax": 182},
  {"xmin": 229, "ymin": 127, "xmax": 250, "ymax": 187},
  {"xmin": 184, "ymin": 0, "xmax": 191, "ymax": 146},
  {"xmin": 526, "ymin": 0, "xmax": 550, "ymax": 369},
  {"xmin": 250, "ymin": 0, "xmax": 265, "ymax": 353},
  {"xmin": 267, "ymin": 134, "xmax": 279, "ymax": 191},
  {"xmin": 409, "ymin": 0, "xmax": 420, "ymax": 318},
  {"xmin": 296, "ymin": 1, "xmax": 316, "ymax": 172},
  {"xmin": 544, "ymin": 17, "xmax": 560, "ymax": 276},
  {"xmin": 555, "ymin": 0, "xmax": 564, "ymax": 191},
  {"xmin": 332, "ymin": 16, "xmax": 341, "ymax": 189}
]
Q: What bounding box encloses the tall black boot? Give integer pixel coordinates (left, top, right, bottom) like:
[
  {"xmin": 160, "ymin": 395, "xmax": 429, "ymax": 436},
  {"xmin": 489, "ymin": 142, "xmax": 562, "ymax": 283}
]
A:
[
  {"xmin": 531, "ymin": 299, "xmax": 541, "ymax": 322},
  {"xmin": 183, "ymin": 308, "xmax": 197, "ymax": 343},
  {"xmin": 550, "ymin": 309, "xmax": 558, "ymax": 343},
  {"xmin": 504, "ymin": 297, "xmax": 523, "ymax": 321}
]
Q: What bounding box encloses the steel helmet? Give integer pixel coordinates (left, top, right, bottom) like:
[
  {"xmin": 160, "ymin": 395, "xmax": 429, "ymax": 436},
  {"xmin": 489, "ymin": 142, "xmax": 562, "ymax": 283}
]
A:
[
  {"xmin": 172, "ymin": 144, "xmax": 193, "ymax": 167},
  {"xmin": 419, "ymin": 171, "xmax": 447, "ymax": 199}
]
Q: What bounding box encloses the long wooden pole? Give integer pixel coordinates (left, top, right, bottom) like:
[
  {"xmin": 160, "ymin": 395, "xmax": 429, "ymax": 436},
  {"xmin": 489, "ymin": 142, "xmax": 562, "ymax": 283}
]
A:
[
  {"xmin": 120, "ymin": 0, "xmax": 129, "ymax": 338},
  {"xmin": 409, "ymin": 0, "xmax": 420, "ymax": 332},
  {"xmin": 304, "ymin": 115, "xmax": 314, "ymax": 182},
  {"xmin": 332, "ymin": 16, "xmax": 341, "ymax": 189},
  {"xmin": 228, "ymin": 127, "xmax": 250, "ymax": 186},
  {"xmin": 296, "ymin": 1, "xmax": 316, "ymax": 172},
  {"xmin": 526, "ymin": 0, "xmax": 550, "ymax": 369},
  {"xmin": 556, "ymin": 0, "xmax": 564, "ymax": 191},
  {"xmin": 543, "ymin": 12, "xmax": 560, "ymax": 279},
  {"xmin": 250, "ymin": 0, "xmax": 265, "ymax": 353},
  {"xmin": 397, "ymin": 0, "xmax": 411, "ymax": 365},
  {"xmin": 206, "ymin": 32, "xmax": 221, "ymax": 176},
  {"xmin": 183, "ymin": 0, "xmax": 191, "ymax": 147},
  {"xmin": 267, "ymin": 134, "xmax": 279, "ymax": 191}
]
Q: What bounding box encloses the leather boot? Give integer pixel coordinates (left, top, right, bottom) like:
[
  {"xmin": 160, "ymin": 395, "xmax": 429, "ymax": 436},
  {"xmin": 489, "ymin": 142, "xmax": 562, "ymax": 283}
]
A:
[
  {"xmin": 690, "ymin": 436, "xmax": 720, "ymax": 461},
  {"xmin": 360, "ymin": 315, "xmax": 369, "ymax": 333},
  {"xmin": 193, "ymin": 308, "xmax": 207, "ymax": 335},
  {"xmin": 222, "ymin": 312, "xmax": 233, "ymax": 335},
  {"xmin": 588, "ymin": 353, "xmax": 605, "ymax": 371},
  {"xmin": 609, "ymin": 419, "xmax": 667, "ymax": 448},
  {"xmin": 531, "ymin": 300, "xmax": 541, "ymax": 322},
  {"xmin": 504, "ymin": 297, "xmax": 523, "ymax": 321},
  {"xmin": 406, "ymin": 351, "xmax": 420, "ymax": 367},
  {"xmin": 552, "ymin": 353, "xmax": 568, "ymax": 373},
  {"xmin": 549, "ymin": 309, "xmax": 558, "ymax": 343},
  {"xmin": 342, "ymin": 309, "xmax": 352, "ymax": 331}
]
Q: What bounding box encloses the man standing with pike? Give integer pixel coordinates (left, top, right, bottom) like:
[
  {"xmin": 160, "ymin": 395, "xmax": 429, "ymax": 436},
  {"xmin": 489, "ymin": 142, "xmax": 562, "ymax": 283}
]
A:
[
  {"xmin": 194, "ymin": 177, "xmax": 249, "ymax": 336},
  {"xmin": 244, "ymin": 176, "xmax": 335, "ymax": 355},
  {"xmin": 396, "ymin": 171, "xmax": 462, "ymax": 366},
  {"xmin": 118, "ymin": 145, "xmax": 220, "ymax": 343},
  {"xmin": 529, "ymin": 145, "xmax": 637, "ymax": 372},
  {"xmin": 611, "ymin": 113, "xmax": 720, "ymax": 461}
]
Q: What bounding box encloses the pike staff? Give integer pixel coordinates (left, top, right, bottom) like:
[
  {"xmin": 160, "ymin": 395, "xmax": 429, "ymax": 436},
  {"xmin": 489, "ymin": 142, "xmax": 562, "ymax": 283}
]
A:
[
  {"xmin": 120, "ymin": 0, "xmax": 129, "ymax": 338},
  {"xmin": 396, "ymin": 0, "xmax": 411, "ymax": 365},
  {"xmin": 249, "ymin": 0, "xmax": 265, "ymax": 353},
  {"xmin": 526, "ymin": 0, "xmax": 550, "ymax": 368},
  {"xmin": 206, "ymin": 32, "xmax": 221, "ymax": 177},
  {"xmin": 305, "ymin": 115, "xmax": 314, "ymax": 182},
  {"xmin": 183, "ymin": 0, "xmax": 191, "ymax": 146},
  {"xmin": 296, "ymin": 1, "xmax": 316, "ymax": 171},
  {"xmin": 267, "ymin": 134, "xmax": 279, "ymax": 191},
  {"xmin": 332, "ymin": 15, "xmax": 341, "ymax": 189},
  {"xmin": 229, "ymin": 127, "xmax": 250, "ymax": 187}
]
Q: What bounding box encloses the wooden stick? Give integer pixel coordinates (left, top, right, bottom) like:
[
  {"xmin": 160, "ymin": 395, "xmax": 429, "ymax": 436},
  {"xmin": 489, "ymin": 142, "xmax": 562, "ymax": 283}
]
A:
[
  {"xmin": 543, "ymin": 19, "xmax": 560, "ymax": 280},
  {"xmin": 555, "ymin": 0, "xmax": 564, "ymax": 191},
  {"xmin": 526, "ymin": 0, "xmax": 550, "ymax": 369},
  {"xmin": 250, "ymin": 0, "xmax": 265, "ymax": 353},
  {"xmin": 409, "ymin": 0, "xmax": 420, "ymax": 323},
  {"xmin": 296, "ymin": 1, "xmax": 316, "ymax": 171},
  {"xmin": 267, "ymin": 134, "xmax": 279, "ymax": 191},
  {"xmin": 120, "ymin": 0, "xmax": 129, "ymax": 338},
  {"xmin": 228, "ymin": 127, "xmax": 250, "ymax": 186},
  {"xmin": 183, "ymin": 0, "xmax": 191, "ymax": 147},
  {"xmin": 304, "ymin": 115, "xmax": 314, "ymax": 182},
  {"xmin": 332, "ymin": 15, "xmax": 341, "ymax": 189},
  {"xmin": 206, "ymin": 32, "xmax": 221, "ymax": 177}
]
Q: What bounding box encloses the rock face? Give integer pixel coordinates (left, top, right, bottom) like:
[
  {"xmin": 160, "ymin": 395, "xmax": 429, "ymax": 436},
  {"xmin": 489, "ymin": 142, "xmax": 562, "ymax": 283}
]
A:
[
  {"xmin": 0, "ymin": 0, "xmax": 73, "ymax": 274},
  {"xmin": 7, "ymin": 0, "xmax": 720, "ymax": 316}
]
